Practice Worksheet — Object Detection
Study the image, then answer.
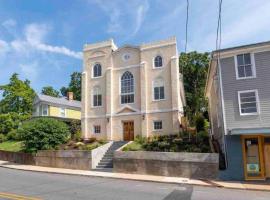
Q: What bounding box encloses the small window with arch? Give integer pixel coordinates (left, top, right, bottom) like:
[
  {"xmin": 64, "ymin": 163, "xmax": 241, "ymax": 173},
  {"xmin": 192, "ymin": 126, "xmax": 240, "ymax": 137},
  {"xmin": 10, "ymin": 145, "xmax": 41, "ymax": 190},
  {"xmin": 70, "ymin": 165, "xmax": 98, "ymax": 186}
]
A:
[
  {"xmin": 154, "ymin": 55, "xmax": 163, "ymax": 68},
  {"xmin": 93, "ymin": 63, "xmax": 102, "ymax": 77}
]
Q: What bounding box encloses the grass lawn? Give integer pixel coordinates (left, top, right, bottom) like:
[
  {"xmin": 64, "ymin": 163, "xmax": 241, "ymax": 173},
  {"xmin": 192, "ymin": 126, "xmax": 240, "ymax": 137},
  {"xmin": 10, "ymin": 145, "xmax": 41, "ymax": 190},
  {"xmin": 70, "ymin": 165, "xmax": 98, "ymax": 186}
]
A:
[
  {"xmin": 0, "ymin": 141, "xmax": 24, "ymax": 152},
  {"xmin": 122, "ymin": 141, "xmax": 143, "ymax": 151}
]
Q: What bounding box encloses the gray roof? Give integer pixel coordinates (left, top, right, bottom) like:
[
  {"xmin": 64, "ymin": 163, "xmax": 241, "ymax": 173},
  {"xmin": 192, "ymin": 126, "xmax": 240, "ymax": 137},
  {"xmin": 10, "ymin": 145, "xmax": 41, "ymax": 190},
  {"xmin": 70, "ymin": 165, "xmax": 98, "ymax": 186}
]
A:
[
  {"xmin": 35, "ymin": 94, "xmax": 81, "ymax": 109},
  {"xmin": 213, "ymin": 40, "xmax": 270, "ymax": 54}
]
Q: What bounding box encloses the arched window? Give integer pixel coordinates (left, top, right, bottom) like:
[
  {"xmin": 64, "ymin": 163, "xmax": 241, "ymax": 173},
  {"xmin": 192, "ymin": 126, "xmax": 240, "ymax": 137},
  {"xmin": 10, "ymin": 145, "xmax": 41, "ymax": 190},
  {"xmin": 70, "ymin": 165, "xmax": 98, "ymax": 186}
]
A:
[
  {"xmin": 121, "ymin": 71, "xmax": 134, "ymax": 104},
  {"xmin": 154, "ymin": 56, "xmax": 163, "ymax": 68},
  {"xmin": 93, "ymin": 86, "xmax": 102, "ymax": 107},
  {"xmin": 93, "ymin": 63, "xmax": 102, "ymax": 77},
  {"xmin": 153, "ymin": 78, "xmax": 165, "ymax": 100}
]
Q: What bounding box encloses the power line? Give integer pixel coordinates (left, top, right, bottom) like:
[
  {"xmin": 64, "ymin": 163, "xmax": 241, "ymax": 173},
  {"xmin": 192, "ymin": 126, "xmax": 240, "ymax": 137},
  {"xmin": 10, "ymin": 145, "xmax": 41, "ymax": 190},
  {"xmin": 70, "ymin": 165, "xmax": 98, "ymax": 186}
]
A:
[
  {"xmin": 185, "ymin": 0, "xmax": 189, "ymax": 53},
  {"xmin": 215, "ymin": 0, "xmax": 222, "ymax": 54}
]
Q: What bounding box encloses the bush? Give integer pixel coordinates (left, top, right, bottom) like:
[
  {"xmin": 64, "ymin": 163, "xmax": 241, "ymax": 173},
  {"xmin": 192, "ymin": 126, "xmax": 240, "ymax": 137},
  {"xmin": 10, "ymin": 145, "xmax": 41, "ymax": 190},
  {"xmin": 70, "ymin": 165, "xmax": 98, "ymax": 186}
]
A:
[
  {"xmin": 0, "ymin": 134, "xmax": 7, "ymax": 143},
  {"xmin": 6, "ymin": 129, "xmax": 21, "ymax": 141},
  {"xmin": 18, "ymin": 118, "xmax": 71, "ymax": 153},
  {"xmin": 0, "ymin": 113, "xmax": 30, "ymax": 135},
  {"xmin": 68, "ymin": 120, "xmax": 81, "ymax": 140},
  {"xmin": 195, "ymin": 114, "xmax": 205, "ymax": 132}
]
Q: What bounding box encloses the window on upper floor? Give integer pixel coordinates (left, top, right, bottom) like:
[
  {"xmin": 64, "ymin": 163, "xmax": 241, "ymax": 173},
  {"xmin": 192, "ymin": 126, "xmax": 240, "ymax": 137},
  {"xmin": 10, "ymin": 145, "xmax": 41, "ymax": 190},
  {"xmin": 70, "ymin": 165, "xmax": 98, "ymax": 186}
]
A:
[
  {"xmin": 153, "ymin": 78, "xmax": 165, "ymax": 100},
  {"xmin": 93, "ymin": 63, "xmax": 102, "ymax": 77},
  {"xmin": 93, "ymin": 86, "xmax": 102, "ymax": 107},
  {"xmin": 60, "ymin": 107, "xmax": 65, "ymax": 117},
  {"xmin": 235, "ymin": 53, "xmax": 256, "ymax": 79},
  {"xmin": 121, "ymin": 71, "xmax": 134, "ymax": 104},
  {"xmin": 154, "ymin": 55, "xmax": 163, "ymax": 68},
  {"xmin": 238, "ymin": 90, "xmax": 259, "ymax": 116},
  {"xmin": 153, "ymin": 120, "xmax": 163, "ymax": 130},
  {"xmin": 93, "ymin": 125, "xmax": 101, "ymax": 134}
]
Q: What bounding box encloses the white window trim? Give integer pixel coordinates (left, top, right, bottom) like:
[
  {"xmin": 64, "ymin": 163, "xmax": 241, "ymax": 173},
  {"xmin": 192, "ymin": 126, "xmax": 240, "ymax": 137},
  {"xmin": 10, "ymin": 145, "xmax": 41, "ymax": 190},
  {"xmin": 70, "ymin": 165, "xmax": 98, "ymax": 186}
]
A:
[
  {"xmin": 93, "ymin": 125, "xmax": 101, "ymax": 134},
  {"xmin": 234, "ymin": 53, "xmax": 256, "ymax": 80},
  {"xmin": 91, "ymin": 87, "xmax": 103, "ymax": 108},
  {"xmin": 92, "ymin": 63, "xmax": 102, "ymax": 79},
  {"xmin": 152, "ymin": 55, "xmax": 164, "ymax": 69},
  {"xmin": 237, "ymin": 89, "xmax": 260, "ymax": 116},
  {"xmin": 59, "ymin": 107, "xmax": 66, "ymax": 117},
  {"xmin": 152, "ymin": 80, "xmax": 166, "ymax": 101},
  {"xmin": 41, "ymin": 104, "xmax": 48, "ymax": 116},
  {"xmin": 119, "ymin": 72, "xmax": 135, "ymax": 105},
  {"xmin": 153, "ymin": 120, "xmax": 163, "ymax": 131}
]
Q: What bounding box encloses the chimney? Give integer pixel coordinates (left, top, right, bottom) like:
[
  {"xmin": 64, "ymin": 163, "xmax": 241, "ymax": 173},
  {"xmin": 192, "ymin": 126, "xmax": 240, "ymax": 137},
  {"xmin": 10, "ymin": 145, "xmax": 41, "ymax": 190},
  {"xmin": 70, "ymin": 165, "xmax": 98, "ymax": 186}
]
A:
[{"xmin": 67, "ymin": 92, "xmax": 74, "ymax": 101}]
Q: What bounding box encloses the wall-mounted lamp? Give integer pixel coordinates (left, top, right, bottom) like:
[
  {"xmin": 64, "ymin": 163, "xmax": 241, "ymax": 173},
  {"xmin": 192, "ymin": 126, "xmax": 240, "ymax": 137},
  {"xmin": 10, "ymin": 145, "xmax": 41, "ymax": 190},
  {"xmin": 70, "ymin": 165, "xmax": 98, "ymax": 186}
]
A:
[
  {"xmin": 142, "ymin": 114, "xmax": 145, "ymax": 120},
  {"xmin": 107, "ymin": 117, "xmax": 110, "ymax": 123}
]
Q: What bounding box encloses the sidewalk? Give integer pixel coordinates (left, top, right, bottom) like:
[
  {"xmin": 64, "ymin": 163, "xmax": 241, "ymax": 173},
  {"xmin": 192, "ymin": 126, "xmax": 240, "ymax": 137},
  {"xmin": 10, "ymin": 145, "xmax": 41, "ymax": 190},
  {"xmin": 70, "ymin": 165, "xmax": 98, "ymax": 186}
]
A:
[{"xmin": 0, "ymin": 160, "xmax": 269, "ymax": 192}]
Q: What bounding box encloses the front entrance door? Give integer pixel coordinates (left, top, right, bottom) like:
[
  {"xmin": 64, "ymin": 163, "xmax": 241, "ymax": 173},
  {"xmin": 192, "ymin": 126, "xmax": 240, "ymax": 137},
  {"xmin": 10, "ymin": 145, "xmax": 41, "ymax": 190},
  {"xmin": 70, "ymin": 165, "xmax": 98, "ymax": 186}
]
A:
[
  {"xmin": 264, "ymin": 137, "xmax": 270, "ymax": 178},
  {"xmin": 242, "ymin": 135, "xmax": 265, "ymax": 180},
  {"xmin": 123, "ymin": 121, "xmax": 134, "ymax": 141}
]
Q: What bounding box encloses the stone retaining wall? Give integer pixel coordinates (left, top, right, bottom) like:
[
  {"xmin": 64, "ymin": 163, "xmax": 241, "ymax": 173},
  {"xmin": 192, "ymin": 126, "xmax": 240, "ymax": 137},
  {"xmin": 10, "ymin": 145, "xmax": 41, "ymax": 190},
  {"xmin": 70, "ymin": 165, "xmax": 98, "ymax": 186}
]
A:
[
  {"xmin": 0, "ymin": 150, "xmax": 35, "ymax": 165},
  {"xmin": 0, "ymin": 142, "xmax": 113, "ymax": 170},
  {"xmin": 113, "ymin": 151, "xmax": 219, "ymax": 179},
  {"xmin": 35, "ymin": 150, "xmax": 92, "ymax": 170}
]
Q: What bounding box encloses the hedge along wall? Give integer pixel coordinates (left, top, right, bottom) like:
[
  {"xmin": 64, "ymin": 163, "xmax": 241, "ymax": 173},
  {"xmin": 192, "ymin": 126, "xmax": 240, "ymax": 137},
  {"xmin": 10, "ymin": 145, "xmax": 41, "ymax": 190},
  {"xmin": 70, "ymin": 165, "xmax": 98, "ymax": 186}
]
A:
[{"xmin": 113, "ymin": 151, "xmax": 219, "ymax": 179}]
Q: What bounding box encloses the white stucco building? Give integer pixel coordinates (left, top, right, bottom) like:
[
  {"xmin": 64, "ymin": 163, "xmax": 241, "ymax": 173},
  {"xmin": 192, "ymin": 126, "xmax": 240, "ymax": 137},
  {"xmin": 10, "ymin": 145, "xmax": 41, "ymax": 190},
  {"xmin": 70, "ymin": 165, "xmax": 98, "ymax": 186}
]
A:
[{"xmin": 82, "ymin": 37, "xmax": 186, "ymax": 141}]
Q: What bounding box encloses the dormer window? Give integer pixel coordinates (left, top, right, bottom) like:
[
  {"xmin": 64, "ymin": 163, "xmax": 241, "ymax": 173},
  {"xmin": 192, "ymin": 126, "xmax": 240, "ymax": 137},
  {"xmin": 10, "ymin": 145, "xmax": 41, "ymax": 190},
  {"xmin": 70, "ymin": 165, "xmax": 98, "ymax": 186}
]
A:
[
  {"xmin": 93, "ymin": 63, "xmax": 102, "ymax": 77},
  {"xmin": 154, "ymin": 56, "xmax": 163, "ymax": 68},
  {"xmin": 235, "ymin": 53, "xmax": 256, "ymax": 79}
]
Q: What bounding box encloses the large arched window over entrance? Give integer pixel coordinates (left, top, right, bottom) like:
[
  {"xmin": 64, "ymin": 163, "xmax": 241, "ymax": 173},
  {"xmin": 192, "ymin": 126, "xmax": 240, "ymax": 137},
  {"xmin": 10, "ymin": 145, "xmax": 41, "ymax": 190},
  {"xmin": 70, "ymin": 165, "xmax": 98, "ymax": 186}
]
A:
[{"xmin": 121, "ymin": 71, "xmax": 134, "ymax": 104}]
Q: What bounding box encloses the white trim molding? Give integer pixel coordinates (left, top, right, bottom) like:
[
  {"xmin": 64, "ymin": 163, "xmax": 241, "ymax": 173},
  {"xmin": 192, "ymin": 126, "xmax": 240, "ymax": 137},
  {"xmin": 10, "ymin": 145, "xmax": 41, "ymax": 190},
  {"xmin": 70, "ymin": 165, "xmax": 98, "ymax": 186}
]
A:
[{"xmin": 237, "ymin": 89, "xmax": 260, "ymax": 116}]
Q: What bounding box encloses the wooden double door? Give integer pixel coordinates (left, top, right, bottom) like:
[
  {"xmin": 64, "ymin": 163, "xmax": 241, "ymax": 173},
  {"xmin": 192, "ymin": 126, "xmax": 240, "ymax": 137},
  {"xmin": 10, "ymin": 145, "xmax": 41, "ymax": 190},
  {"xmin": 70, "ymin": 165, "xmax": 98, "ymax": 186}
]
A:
[{"xmin": 123, "ymin": 121, "xmax": 134, "ymax": 141}]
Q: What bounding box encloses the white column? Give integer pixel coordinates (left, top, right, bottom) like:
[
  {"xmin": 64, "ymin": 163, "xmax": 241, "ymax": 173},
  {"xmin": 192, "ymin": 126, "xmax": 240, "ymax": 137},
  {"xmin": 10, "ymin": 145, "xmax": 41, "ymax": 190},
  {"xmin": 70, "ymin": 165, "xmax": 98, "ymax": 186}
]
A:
[
  {"xmin": 81, "ymin": 71, "xmax": 89, "ymax": 139},
  {"xmin": 106, "ymin": 68, "xmax": 113, "ymax": 140},
  {"xmin": 140, "ymin": 61, "xmax": 149, "ymax": 137},
  {"xmin": 170, "ymin": 56, "xmax": 181, "ymax": 133}
]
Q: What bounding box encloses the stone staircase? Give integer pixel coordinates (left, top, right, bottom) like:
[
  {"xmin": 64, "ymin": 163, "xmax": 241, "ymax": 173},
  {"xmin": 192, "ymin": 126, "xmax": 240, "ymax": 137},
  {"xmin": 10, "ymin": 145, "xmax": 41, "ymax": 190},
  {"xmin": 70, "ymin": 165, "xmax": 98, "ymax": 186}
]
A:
[{"xmin": 96, "ymin": 141, "xmax": 127, "ymax": 169}]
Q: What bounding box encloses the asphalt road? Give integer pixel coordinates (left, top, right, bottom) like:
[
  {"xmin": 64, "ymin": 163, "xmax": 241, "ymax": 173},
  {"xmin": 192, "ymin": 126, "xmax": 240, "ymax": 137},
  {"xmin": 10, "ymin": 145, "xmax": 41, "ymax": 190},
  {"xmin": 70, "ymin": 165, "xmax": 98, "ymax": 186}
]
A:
[{"xmin": 0, "ymin": 167, "xmax": 269, "ymax": 200}]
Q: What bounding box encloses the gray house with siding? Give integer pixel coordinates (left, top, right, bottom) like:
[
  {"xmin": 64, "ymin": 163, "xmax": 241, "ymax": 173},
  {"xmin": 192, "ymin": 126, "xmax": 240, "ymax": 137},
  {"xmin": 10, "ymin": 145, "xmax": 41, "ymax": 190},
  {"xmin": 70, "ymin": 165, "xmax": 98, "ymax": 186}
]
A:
[{"xmin": 206, "ymin": 41, "xmax": 270, "ymax": 181}]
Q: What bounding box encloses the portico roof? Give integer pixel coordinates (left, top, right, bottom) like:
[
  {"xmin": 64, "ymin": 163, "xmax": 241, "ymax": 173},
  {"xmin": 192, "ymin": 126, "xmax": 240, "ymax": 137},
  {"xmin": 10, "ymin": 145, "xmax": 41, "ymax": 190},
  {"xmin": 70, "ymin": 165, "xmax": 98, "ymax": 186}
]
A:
[{"xmin": 229, "ymin": 128, "xmax": 270, "ymax": 135}]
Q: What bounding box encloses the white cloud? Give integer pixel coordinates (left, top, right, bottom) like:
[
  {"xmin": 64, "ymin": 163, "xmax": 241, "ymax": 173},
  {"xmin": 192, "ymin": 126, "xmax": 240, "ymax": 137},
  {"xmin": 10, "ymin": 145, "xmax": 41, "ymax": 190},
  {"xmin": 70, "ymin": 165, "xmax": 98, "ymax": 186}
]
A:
[
  {"xmin": 2, "ymin": 19, "xmax": 16, "ymax": 28},
  {"xmin": 93, "ymin": 0, "xmax": 149, "ymax": 38},
  {"xmin": 0, "ymin": 39, "xmax": 10, "ymax": 54},
  {"xmin": 7, "ymin": 23, "xmax": 82, "ymax": 59},
  {"xmin": 132, "ymin": 2, "xmax": 149, "ymax": 36}
]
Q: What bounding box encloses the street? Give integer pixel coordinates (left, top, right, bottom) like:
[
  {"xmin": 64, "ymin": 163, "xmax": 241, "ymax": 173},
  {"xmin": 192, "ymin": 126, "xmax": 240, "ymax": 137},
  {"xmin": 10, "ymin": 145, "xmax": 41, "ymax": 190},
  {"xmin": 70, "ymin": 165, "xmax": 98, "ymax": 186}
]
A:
[{"xmin": 0, "ymin": 168, "xmax": 269, "ymax": 200}]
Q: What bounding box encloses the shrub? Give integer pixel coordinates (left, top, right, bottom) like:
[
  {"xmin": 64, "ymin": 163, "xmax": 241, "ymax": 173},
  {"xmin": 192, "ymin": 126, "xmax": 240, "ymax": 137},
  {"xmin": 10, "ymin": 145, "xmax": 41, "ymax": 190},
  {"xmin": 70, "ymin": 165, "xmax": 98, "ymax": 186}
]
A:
[
  {"xmin": 195, "ymin": 114, "xmax": 205, "ymax": 132},
  {"xmin": 6, "ymin": 129, "xmax": 21, "ymax": 141},
  {"xmin": 0, "ymin": 114, "xmax": 14, "ymax": 135},
  {"xmin": 18, "ymin": 118, "xmax": 71, "ymax": 153},
  {"xmin": 0, "ymin": 134, "xmax": 7, "ymax": 143},
  {"xmin": 0, "ymin": 113, "xmax": 30, "ymax": 135},
  {"xmin": 68, "ymin": 120, "xmax": 81, "ymax": 140}
]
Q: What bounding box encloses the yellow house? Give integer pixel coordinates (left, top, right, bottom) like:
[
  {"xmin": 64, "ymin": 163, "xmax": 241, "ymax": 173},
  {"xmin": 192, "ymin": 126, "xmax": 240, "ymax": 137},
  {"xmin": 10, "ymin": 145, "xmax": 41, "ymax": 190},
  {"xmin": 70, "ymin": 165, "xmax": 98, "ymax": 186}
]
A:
[{"xmin": 33, "ymin": 92, "xmax": 81, "ymax": 120}]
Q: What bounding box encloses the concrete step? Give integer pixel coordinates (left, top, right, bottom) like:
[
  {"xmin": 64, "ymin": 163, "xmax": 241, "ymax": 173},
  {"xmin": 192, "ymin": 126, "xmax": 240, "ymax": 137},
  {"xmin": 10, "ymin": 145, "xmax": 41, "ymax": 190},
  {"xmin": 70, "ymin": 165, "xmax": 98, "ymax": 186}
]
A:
[
  {"xmin": 97, "ymin": 164, "xmax": 113, "ymax": 168},
  {"xmin": 99, "ymin": 161, "xmax": 113, "ymax": 166}
]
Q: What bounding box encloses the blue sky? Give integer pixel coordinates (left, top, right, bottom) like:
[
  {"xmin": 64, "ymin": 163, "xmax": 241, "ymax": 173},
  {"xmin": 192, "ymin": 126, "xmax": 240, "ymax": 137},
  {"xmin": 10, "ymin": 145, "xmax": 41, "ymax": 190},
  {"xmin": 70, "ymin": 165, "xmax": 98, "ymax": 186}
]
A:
[{"xmin": 0, "ymin": 0, "xmax": 270, "ymax": 94}]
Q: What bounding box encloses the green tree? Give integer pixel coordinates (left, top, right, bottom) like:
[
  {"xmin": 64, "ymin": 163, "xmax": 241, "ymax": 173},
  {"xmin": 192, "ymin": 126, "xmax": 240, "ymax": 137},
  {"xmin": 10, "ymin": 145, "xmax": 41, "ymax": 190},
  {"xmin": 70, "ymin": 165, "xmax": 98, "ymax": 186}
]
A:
[
  {"xmin": 179, "ymin": 52, "xmax": 209, "ymax": 125},
  {"xmin": 41, "ymin": 86, "xmax": 60, "ymax": 97},
  {"xmin": 0, "ymin": 73, "xmax": 35, "ymax": 116},
  {"xmin": 60, "ymin": 72, "xmax": 81, "ymax": 101}
]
